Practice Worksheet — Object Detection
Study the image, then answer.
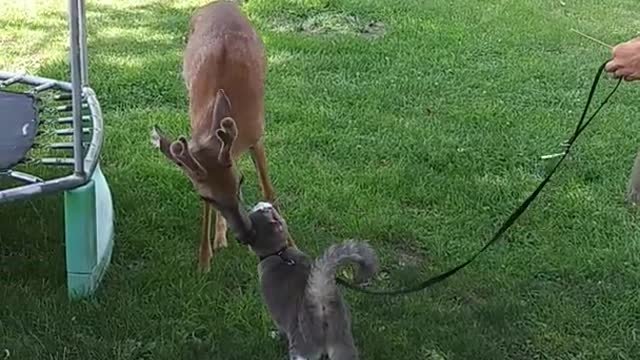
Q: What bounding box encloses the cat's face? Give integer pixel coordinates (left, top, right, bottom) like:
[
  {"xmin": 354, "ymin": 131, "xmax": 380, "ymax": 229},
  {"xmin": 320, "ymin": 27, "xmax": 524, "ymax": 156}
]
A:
[{"xmin": 248, "ymin": 202, "xmax": 289, "ymax": 257}]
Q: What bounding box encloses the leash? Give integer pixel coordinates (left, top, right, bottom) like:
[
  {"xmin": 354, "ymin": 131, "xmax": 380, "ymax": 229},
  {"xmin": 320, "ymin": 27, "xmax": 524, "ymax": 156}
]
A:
[{"xmin": 337, "ymin": 61, "xmax": 622, "ymax": 296}]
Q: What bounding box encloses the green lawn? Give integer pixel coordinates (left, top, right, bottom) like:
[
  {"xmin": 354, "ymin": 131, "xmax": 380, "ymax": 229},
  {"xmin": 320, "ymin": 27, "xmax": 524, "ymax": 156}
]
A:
[{"xmin": 1, "ymin": 0, "xmax": 640, "ymax": 358}]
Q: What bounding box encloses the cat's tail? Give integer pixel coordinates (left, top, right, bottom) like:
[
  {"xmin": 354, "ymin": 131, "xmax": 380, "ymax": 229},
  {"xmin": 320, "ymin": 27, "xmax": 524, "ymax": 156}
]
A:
[{"xmin": 306, "ymin": 240, "xmax": 379, "ymax": 308}]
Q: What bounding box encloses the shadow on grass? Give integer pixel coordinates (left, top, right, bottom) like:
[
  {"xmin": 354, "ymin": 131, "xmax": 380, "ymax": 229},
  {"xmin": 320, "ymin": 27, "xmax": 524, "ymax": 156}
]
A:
[
  {"xmin": 0, "ymin": 193, "xmax": 66, "ymax": 289},
  {"xmin": 0, "ymin": 0, "xmax": 199, "ymax": 295},
  {"xmin": 348, "ymin": 280, "xmax": 539, "ymax": 359}
]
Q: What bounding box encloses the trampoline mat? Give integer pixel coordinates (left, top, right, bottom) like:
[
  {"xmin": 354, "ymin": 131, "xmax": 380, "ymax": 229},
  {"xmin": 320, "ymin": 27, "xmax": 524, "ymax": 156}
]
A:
[{"xmin": 0, "ymin": 90, "xmax": 39, "ymax": 171}]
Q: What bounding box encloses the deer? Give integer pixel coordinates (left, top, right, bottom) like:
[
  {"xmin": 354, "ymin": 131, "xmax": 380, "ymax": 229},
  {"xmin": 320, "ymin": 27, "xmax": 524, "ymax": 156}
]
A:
[{"xmin": 151, "ymin": 0, "xmax": 294, "ymax": 273}]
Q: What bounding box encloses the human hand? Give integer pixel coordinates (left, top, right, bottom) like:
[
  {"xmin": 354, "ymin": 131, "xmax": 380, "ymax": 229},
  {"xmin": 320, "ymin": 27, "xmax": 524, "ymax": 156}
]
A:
[{"xmin": 605, "ymin": 37, "xmax": 640, "ymax": 81}]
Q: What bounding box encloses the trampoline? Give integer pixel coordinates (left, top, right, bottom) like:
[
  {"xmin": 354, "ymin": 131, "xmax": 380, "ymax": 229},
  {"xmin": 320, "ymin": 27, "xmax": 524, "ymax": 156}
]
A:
[{"xmin": 0, "ymin": 0, "xmax": 114, "ymax": 299}]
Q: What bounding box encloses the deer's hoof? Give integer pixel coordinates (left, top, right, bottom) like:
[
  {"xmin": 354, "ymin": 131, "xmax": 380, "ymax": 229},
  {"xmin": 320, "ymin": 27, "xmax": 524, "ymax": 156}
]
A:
[
  {"xmin": 213, "ymin": 234, "xmax": 228, "ymax": 249},
  {"xmin": 198, "ymin": 261, "xmax": 211, "ymax": 274}
]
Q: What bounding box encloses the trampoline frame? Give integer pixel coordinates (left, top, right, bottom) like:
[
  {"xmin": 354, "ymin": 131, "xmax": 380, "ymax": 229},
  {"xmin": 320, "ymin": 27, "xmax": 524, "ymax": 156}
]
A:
[
  {"xmin": 0, "ymin": 73, "xmax": 104, "ymax": 202},
  {"xmin": 0, "ymin": 0, "xmax": 99, "ymax": 202},
  {"xmin": 0, "ymin": 0, "xmax": 114, "ymax": 300}
]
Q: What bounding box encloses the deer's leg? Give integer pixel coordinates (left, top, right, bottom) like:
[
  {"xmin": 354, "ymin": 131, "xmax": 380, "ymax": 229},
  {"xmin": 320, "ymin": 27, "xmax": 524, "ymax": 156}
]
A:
[
  {"xmin": 213, "ymin": 210, "xmax": 228, "ymax": 249},
  {"xmin": 198, "ymin": 201, "xmax": 213, "ymax": 273},
  {"xmin": 250, "ymin": 141, "xmax": 276, "ymax": 203},
  {"xmin": 250, "ymin": 142, "xmax": 296, "ymax": 247}
]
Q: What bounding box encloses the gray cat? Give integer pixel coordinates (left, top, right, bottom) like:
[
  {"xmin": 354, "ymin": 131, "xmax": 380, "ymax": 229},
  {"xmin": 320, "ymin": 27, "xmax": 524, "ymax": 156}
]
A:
[{"xmin": 247, "ymin": 202, "xmax": 379, "ymax": 360}]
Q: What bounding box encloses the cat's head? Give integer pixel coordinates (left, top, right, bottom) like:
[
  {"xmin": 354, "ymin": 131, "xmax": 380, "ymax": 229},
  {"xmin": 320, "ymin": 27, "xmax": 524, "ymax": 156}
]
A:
[{"xmin": 248, "ymin": 202, "xmax": 289, "ymax": 258}]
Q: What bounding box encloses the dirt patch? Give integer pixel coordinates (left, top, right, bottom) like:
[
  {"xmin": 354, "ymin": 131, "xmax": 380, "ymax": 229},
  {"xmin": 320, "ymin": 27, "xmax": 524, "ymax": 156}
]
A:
[
  {"xmin": 268, "ymin": 12, "xmax": 386, "ymax": 39},
  {"xmin": 360, "ymin": 20, "xmax": 385, "ymax": 39},
  {"xmin": 300, "ymin": 13, "xmax": 357, "ymax": 35},
  {"xmin": 396, "ymin": 248, "xmax": 426, "ymax": 267}
]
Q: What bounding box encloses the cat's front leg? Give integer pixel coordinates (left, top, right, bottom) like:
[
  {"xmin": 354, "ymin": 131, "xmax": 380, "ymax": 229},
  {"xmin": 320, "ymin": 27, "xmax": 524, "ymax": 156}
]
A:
[
  {"xmin": 328, "ymin": 331, "xmax": 358, "ymax": 360},
  {"xmin": 288, "ymin": 347, "xmax": 307, "ymax": 360},
  {"xmin": 289, "ymin": 351, "xmax": 322, "ymax": 360},
  {"xmin": 289, "ymin": 354, "xmax": 322, "ymax": 360},
  {"xmin": 288, "ymin": 343, "xmax": 318, "ymax": 360}
]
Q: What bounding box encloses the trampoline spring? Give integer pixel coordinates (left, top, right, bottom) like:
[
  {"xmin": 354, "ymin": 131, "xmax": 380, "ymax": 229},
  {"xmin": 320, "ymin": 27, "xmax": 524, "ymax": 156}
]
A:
[
  {"xmin": 40, "ymin": 158, "xmax": 75, "ymax": 166},
  {"xmin": 53, "ymin": 93, "xmax": 86, "ymax": 102},
  {"xmin": 54, "ymin": 102, "xmax": 71, "ymax": 112},
  {"xmin": 31, "ymin": 82, "xmax": 57, "ymax": 94},
  {"xmin": 54, "ymin": 94, "xmax": 72, "ymax": 101},
  {"xmin": 2, "ymin": 169, "xmax": 43, "ymax": 183},
  {"xmin": 0, "ymin": 73, "xmax": 26, "ymax": 87},
  {"xmin": 56, "ymin": 103, "xmax": 88, "ymax": 112},
  {"xmin": 18, "ymin": 157, "xmax": 40, "ymax": 166},
  {"xmin": 55, "ymin": 127, "xmax": 92, "ymax": 136},
  {"xmin": 56, "ymin": 115, "xmax": 91, "ymax": 125},
  {"xmin": 50, "ymin": 142, "xmax": 84, "ymax": 150}
]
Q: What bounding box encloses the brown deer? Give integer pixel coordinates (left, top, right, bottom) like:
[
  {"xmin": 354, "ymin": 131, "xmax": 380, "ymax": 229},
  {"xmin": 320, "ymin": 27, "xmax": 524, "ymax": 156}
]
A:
[{"xmin": 151, "ymin": 0, "xmax": 293, "ymax": 273}]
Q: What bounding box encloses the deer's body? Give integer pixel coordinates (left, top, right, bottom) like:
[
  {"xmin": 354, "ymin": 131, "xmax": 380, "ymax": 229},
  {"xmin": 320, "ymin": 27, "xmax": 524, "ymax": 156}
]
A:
[
  {"xmin": 184, "ymin": 1, "xmax": 265, "ymax": 154},
  {"xmin": 152, "ymin": 1, "xmax": 293, "ymax": 272}
]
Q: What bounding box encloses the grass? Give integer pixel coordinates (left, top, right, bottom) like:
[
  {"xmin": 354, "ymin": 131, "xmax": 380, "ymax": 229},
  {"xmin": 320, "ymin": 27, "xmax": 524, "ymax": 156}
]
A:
[{"xmin": 1, "ymin": 0, "xmax": 640, "ymax": 358}]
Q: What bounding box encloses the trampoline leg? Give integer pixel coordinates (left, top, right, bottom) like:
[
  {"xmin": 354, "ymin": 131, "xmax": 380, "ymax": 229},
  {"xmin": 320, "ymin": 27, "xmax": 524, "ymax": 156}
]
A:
[
  {"xmin": 8, "ymin": 170, "xmax": 43, "ymax": 184},
  {"xmin": 64, "ymin": 164, "xmax": 114, "ymax": 299}
]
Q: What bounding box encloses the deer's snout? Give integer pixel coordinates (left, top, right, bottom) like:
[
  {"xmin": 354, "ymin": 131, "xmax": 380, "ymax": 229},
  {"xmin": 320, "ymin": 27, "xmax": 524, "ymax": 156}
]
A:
[{"xmin": 220, "ymin": 205, "xmax": 255, "ymax": 245}]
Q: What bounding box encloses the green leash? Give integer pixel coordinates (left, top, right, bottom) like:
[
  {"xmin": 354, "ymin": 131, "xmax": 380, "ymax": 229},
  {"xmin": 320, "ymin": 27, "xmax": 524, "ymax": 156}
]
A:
[{"xmin": 338, "ymin": 61, "xmax": 623, "ymax": 296}]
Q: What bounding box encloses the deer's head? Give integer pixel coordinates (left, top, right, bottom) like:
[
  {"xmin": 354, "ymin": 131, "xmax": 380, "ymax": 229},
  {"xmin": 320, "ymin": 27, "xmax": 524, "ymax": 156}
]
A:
[{"xmin": 151, "ymin": 89, "xmax": 254, "ymax": 243}]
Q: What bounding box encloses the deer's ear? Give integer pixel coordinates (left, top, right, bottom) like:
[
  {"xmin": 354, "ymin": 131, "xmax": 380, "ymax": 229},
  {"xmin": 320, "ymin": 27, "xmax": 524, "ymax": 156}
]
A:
[{"xmin": 212, "ymin": 89, "xmax": 232, "ymax": 126}]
